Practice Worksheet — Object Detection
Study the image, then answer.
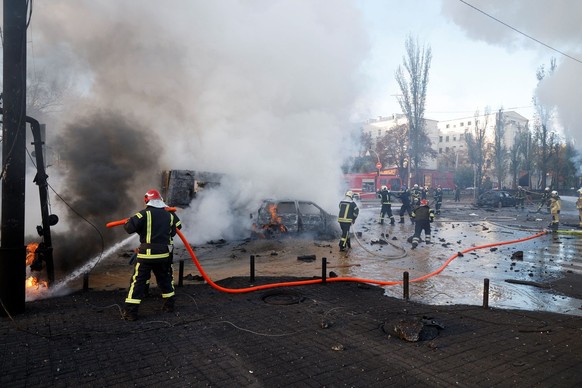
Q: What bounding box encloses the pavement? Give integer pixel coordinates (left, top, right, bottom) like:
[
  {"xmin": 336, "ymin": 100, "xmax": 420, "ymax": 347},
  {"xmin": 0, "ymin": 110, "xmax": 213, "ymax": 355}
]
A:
[{"xmin": 2, "ymin": 275, "xmax": 582, "ymax": 387}]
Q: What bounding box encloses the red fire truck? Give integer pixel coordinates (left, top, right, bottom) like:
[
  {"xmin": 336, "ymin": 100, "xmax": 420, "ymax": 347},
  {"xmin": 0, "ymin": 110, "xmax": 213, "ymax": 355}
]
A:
[{"xmin": 343, "ymin": 172, "xmax": 403, "ymax": 200}]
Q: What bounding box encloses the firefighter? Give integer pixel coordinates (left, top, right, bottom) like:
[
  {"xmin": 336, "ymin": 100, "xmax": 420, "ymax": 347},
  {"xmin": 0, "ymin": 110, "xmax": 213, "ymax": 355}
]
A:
[
  {"xmin": 421, "ymin": 186, "xmax": 429, "ymax": 200},
  {"xmin": 121, "ymin": 189, "xmax": 182, "ymax": 321},
  {"xmin": 536, "ymin": 187, "xmax": 551, "ymax": 213},
  {"xmin": 377, "ymin": 186, "xmax": 395, "ymax": 225},
  {"xmin": 433, "ymin": 186, "xmax": 443, "ymax": 215},
  {"xmin": 411, "ymin": 184, "xmax": 422, "ymax": 207},
  {"xmin": 548, "ymin": 190, "xmax": 561, "ymax": 229},
  {"xmin": 338, "ymin": 191, "xmax": 359, "ymax": 251},
  {"xmin": 577, "ymin": 188, "xmax": 582, "ymax": 229},
  {"xmin": 397, "ymin": 186, "xmax": 414, "ymax": 223},
  {"xmin": 515, "ymin": 186, "xmax": 526, "ymax": 210},
  {"xmin": 411, "ymin": 199, "xmax": 434, "ymax": 249}
]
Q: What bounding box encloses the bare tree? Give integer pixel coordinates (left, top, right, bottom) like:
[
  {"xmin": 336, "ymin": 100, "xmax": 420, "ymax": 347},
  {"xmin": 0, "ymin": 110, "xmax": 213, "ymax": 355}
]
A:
[
  {"xmin": 395, "ymin": 34, "xmax": 432, "ymax": 186},
  {"xmin": 508, "ymin": 123, "xmax": 525, "ymax": 189},
  {"xmin": 376, "ymin": 124, "xmax": 408, "ymax": 181},
  {"xmin": 518, "ymin": 123, "xmax": 534, "ymax": 188},
  {"xmin": 465, "ymin": 108, "xmax": 490, "ymax": 197},
  {"xmin": 493, "ymin": 109, "xmax": 508, "ymax": 189},
  {"xmin": 533, "ymin": 58, "xmax": 557, "ymax": 189}
]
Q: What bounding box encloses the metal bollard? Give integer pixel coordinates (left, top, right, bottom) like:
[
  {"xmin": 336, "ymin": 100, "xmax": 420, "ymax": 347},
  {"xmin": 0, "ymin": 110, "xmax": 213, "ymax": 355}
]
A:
[
  {"xmin": 483, "ymin": 278, "xmax": 489, "ymax": 309},
  {"xmin": 403, "ymin": 271, "xmax": 409, "ymax": 301},
  {"xmin": 250, "ymin": 255, "xmax": 255, "ymax": 283},
  {"xmin": 83, "ymin": 272, "xmax": 89, "ymax": 291},
  {"xmin": 178, "ymin": 260, "xmax": 184, "ymax": 287},
  {"xmin": 322, "ymin": 257, "xmax": 327, "ymax": 284}
]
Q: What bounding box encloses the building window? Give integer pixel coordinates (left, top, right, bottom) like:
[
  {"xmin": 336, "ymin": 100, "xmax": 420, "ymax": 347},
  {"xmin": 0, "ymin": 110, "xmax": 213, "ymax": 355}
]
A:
[
  {"xmin": 453, "ymin": 136, "xmax": 457, "ymax": 141},
  {"xmin": 460, "ymin": 122, "xmax": 464, "ymax": 126},
  {"xmin": 468, "ymin": 121, "xmax": 472, "ymax": 126},
  {"xmin": 439, "ymin": 148, "xmax": 442, "ymax": 153},
  {"xmin": 439, "ymin": 136, "xmax": 443, "ymax": 142},
  {"xmin": 377, "ymin": 129, "xmax": 381, "ymax": 137},
  {"xmin": 445, "ymin": 147, "xmax": 449, "ymax": 152},
  {"xmin": 446, "ymin": 124, "xmax": 450, "ymax": 128},
  {"xmin": 445, "ymin": 136, "xmax": 449, "ymax": 142}
]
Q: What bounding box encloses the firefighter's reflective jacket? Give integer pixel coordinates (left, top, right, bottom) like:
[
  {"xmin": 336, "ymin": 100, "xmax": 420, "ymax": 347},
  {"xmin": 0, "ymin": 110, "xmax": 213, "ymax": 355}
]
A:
[
  {"xmin": 377, "ymin": 190, "xmax": 394, "ymax": 204},
  {"xmin": 124, "ymin": 207, "xmax": 182, "ymax": 260},
  {"xmin": 411, "ymin": 205, "xmax": 435, "ymax": 222},
  {"xmin": 338, "ymin": 200, "xmax": 359, "ymax": 224}
]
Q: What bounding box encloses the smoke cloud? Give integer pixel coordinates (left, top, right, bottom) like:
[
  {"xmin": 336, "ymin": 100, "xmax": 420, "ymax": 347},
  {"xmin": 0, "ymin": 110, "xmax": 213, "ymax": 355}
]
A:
[
  {"xmin": 25, "ymin": 0, "xmax": 370, "ymax": 269},
  {"xmin": 440, "ymin": 0, "xmax": 582, "ymax": 147}
]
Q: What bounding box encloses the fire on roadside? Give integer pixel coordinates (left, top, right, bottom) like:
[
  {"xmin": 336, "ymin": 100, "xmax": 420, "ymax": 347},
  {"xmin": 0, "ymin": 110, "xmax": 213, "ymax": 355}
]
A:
[{"xmin": 25, "ymin": 243, "xmax": 48, "ymax": 291}]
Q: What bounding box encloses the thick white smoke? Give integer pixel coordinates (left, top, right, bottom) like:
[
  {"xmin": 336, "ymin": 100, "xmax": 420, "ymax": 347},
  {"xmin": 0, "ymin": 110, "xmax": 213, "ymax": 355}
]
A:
[
  {"xmin": 27, "ymin": 1, "xmax": 370, "ymax": 244},
  {"xmin": 440, "ymin": 0, "xmax": 582, "ymax": 149}
]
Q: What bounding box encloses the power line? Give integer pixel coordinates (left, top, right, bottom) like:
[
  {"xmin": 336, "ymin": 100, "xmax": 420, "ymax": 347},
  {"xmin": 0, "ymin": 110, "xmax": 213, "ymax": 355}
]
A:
[{"xmin": 458, "ymin": 0, "xmax": 582, "ymax": 65}]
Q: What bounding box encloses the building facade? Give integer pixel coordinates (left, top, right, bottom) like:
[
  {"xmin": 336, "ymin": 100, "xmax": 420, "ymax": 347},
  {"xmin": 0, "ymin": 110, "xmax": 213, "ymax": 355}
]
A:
[{"xmin": 362, "ymin": 110, "xmax": 529, "ymax": 188}]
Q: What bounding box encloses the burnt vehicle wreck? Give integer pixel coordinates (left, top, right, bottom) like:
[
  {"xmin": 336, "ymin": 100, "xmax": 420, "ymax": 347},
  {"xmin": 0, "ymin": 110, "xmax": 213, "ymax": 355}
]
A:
[{"xmin": 251, "ymin": 199, "xmax": 339, "ymax": 239}]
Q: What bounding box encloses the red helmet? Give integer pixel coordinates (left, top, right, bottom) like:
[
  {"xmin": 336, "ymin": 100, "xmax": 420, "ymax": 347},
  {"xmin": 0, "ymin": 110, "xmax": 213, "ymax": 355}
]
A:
[
  {"xmin": 420, "ymin": 199, "xmax": 428, "ymax": 206},
  {"xmin": 144, "ymin": 189, "xmax": 162, "ymax": 204}
]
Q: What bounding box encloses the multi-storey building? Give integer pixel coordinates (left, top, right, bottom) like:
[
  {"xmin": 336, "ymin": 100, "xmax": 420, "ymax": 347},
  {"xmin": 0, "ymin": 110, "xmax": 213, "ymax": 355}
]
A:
[{"xmin": 362, "ymin": 110, "xmax": 529, "ymax": 188}]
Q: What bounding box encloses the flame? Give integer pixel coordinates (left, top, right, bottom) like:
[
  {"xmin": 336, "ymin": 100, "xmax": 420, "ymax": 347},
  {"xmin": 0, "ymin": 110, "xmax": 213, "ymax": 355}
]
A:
[
  {"xmin": 26, "ymin": 275, "xmax": 48, "ymax": 289},
  {"xmin": 266, "ymin": 204, "xmax": 287, "ymax": 233},
  {"xmin": 26, "ymin": 242, "xmax": 39, "ymax": 266}
]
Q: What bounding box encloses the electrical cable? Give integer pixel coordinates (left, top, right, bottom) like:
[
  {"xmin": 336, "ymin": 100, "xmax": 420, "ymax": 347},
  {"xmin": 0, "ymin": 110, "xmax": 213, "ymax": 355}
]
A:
[{"xmin": 458, "ymin": 0, "xmax": 582, "ymax": 65}]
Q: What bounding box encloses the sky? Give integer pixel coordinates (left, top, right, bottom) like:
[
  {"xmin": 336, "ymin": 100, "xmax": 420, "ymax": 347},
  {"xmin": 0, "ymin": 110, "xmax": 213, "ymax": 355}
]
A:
[
  {"xmin": 3, "ymin": 0, "xmax": 581, "ymax": 265},
  {"xmin": 356, "ymin": 0, "xmax": 581, "ymax": 127}
]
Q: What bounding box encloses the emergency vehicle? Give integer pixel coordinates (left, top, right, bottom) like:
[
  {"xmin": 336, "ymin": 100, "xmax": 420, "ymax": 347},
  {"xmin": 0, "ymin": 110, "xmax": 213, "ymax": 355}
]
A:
[{"xmin": 344, "ymin": 172, "xmax": 403, "ymax": 200}]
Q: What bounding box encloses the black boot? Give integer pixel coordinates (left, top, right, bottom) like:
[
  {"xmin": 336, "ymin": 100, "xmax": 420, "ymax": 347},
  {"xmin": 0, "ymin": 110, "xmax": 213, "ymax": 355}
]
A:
[
  {"xmin": 122, "ymin": 304, "xmax": 139, "ymax": 321},
  {"xmin": 162, "ymin": 296, "xmax": 175, "ymax": 313}
]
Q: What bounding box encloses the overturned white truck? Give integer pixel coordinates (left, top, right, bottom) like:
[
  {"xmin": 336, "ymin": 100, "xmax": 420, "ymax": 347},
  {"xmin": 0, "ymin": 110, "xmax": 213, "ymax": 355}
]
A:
[{"xmin": 161, "ymin": 170, "xmax": 223, "ymax": 208}]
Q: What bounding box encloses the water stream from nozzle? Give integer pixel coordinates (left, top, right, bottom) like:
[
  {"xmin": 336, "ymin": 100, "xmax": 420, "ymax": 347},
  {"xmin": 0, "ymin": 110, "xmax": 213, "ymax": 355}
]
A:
[{"xmin": 26, "ymin": 235, "xmax": 137, "ymax": 301}]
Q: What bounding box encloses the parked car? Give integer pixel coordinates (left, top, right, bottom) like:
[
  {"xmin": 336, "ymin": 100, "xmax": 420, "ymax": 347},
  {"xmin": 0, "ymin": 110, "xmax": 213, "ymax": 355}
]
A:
[
  {"xmin": 476, "ymin": 190, "xmax": 516, "ymax": 208},
  {"xmin": 251, "ymin": 199, "xmax": 339, "ymax": 239}
]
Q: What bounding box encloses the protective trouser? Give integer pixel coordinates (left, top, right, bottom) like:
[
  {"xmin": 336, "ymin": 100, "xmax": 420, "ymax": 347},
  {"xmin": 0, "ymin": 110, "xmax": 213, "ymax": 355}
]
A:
[
  {"xmin": 411, "ymin": 220, "xmax": 431, "ymax": 248},
  {"xmin": 339, "ymin": 222, "xmax": 352, "ymax": 251},
  {"xmin": 125, "ymin": 258, "xmax": 175, "ymax": 307},
  {"xmin": 380, "ymin": 204, "xmax": 395, "ymax": 224}
]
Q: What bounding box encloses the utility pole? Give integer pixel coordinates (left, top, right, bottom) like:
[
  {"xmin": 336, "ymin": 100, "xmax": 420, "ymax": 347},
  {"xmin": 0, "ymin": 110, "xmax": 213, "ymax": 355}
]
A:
[{"xmin": 1, "ymin": 0, "xmax": 28, "ymax": 315}]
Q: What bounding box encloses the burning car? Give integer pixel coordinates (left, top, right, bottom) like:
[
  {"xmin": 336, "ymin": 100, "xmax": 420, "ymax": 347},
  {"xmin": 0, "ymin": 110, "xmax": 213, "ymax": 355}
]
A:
[{"xmin": 251, "ymin": 199, "xmax": 339, "ymax": 239}]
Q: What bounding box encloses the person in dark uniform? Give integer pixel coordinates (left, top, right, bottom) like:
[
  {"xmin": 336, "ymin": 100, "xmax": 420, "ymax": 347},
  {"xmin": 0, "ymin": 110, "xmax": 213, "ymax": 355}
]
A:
[
  {"xmin": 377, "ymin": 186, "xmax": 395, "ymax": 225},
  {"xmin": 411, "ymin": 199, "xmax": 435, "ymax": 249},
  {"xmin": 338, "ymin": 191, "xmax": 359, "ymax": 251},
  {"xmin": 536, "ymin": 187, "xmax": 551, "ymax": 213},
  {"xmin": 454, "ymin": 185, "xmax": 461, "ymax": 202},
  {"xmin": 433, "ymin": 186, "xmax": 443, "ymax": 215},
  {"xmin": 515, "ymin": 186, "xmax": 526, "ymax": 210},
  {"xmin": 397, "ymin": 186, "xmax": 413, "ymax": 223},
  {"xmin": 121, "ymin": 189, "xmax": 182, "ymax": 321},
  {"xmin": 411, "ymin": 184, "xmax": 422, "ymax": 207}
]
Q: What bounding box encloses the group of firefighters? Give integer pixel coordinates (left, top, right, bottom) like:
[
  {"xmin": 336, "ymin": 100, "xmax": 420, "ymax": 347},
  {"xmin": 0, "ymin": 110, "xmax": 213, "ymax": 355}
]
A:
[
  {"xmin": 338, "ymin": 184, "xmax": 441, "ymax": 251},
  {"xmin": 338, "ymin": 184, "xmax": 582, "ymax": 252}
]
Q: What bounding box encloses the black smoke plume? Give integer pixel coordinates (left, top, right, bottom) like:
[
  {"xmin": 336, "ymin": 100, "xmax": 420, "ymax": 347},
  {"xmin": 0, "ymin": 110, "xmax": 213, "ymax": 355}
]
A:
[{"xmin": 51, "ymin": 110, "xmax": 160, "ymax": 272}]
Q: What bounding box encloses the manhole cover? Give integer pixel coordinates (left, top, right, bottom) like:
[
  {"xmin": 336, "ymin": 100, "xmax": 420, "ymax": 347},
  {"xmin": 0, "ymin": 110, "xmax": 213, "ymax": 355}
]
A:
[{"xmin": 261, "ymin": 290, "xmax": 305, "ymax": 305}]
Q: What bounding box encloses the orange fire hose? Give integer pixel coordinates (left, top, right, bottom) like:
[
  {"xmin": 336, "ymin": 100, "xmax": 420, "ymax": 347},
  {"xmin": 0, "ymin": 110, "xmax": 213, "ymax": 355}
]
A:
[{"xmin": 107, "ymin": 215, "xmax": 550, "ymax": 293}]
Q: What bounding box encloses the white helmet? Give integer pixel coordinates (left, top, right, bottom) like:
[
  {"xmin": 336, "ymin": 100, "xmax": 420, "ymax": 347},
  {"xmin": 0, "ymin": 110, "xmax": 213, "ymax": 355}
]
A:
[
  {"xmin": 381, "ymin": 185, "xmax": 387, "ymax": 191},
  {"xmin": 578, "ymin": 188, "xmax": 582, "ymax": 194},
  {"xmin": 545, "ymin": 187, "xmax": 550, "ymax": 191},
  {"xmin": 345, "ymin": 190, "xmax": 354, "ymax": 199},
  {"xmin": 551, "ymin": 190, "xmax": 558, "ymax": 196},
  {"xmin": 518, "ymin": 186, "xmax": 522, "ymax": 189},
  {"xmin": 413, "ymin": 184, "xmax": 419, "ymax": 188}
]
